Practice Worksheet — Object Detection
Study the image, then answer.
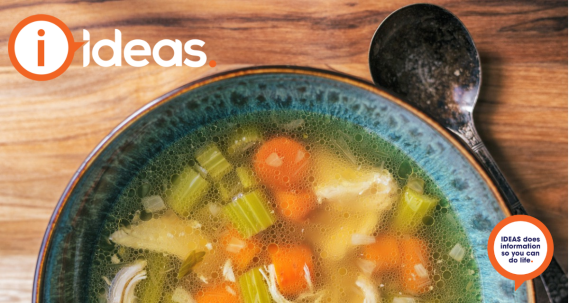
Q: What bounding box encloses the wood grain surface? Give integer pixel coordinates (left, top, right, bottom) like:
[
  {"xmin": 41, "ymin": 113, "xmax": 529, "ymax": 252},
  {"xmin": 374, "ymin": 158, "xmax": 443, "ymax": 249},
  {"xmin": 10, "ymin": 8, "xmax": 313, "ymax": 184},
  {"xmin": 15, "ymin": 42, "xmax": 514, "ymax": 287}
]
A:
[{"xmin": 0, "ymin": 0, "xmax": 566, "ymax": 302}]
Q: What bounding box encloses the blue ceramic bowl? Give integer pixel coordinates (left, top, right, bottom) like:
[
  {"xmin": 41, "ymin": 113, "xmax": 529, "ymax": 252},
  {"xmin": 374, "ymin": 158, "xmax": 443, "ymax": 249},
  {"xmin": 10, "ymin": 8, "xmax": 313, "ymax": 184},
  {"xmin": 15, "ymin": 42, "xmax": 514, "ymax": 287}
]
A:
[{"xmin": 34, "ymin": 67, "xmax": 533, "ymax": 302}]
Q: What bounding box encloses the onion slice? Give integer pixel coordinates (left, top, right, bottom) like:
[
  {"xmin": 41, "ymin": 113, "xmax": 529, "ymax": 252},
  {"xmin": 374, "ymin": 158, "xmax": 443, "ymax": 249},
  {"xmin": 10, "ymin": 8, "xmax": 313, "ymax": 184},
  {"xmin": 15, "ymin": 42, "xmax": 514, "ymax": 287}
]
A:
[
  {"xmin": 141, "ymin": 195, "xmax": 166, "ymax": 213},
  {"xmin": 414, "ymin": 263, "xmax": 429, "ymax": 278},
  {"xmin": 226, "ymin": 237, "xmax": 246, "ymax": 254},
  {"xmin": 222, "ymin": 259, "xmax": 236, "ymax": 282},
  {"xmin": 265, "ymin": 152, "xmax": 284, "ymax": 167},
  {"xmin": 449, "ymin": 243, "xmax": 466, "ymax": 262},
  {"xmin": 303, "ymin": 264, "xmax": 313, "ymax": 292},
  {"xmin": 351, "ymin": 234, "xmax": 376, "ymax": 246}
]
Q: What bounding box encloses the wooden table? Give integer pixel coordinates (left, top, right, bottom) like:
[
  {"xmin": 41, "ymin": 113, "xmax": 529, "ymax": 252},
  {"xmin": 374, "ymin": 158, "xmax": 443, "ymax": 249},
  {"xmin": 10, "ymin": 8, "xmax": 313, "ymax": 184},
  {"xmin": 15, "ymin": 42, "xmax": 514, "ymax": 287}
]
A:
[{"xmin": 0, "ymin": 0, "xmax": 566, "ymax": 301}]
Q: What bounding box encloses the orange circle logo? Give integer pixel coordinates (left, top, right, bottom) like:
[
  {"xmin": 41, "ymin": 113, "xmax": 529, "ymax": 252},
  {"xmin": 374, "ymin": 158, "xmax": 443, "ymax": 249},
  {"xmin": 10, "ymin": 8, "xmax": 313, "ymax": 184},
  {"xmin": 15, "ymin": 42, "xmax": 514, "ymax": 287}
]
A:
[
  {"xmin": 8, "ymin": 15, "xmax": 84, "ymax": 81},
  {"xmin": 487, "ymin": 215, "xmax": 554, "ymax": 290}
]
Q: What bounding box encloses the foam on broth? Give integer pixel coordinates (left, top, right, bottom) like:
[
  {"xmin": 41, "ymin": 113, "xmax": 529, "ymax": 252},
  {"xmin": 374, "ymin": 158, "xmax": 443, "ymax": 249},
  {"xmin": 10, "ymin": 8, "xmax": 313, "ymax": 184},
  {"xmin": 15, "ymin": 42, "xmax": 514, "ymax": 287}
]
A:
[{"xmin": 89, "ymin": 110, "xmax": 482, "ymax": 302}]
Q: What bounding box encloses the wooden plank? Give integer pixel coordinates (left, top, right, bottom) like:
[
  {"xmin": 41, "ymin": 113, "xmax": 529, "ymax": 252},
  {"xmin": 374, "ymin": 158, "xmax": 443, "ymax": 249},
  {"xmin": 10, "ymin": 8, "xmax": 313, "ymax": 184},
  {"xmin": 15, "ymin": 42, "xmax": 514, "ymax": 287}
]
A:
[{"xmin": 0, "ymin": 0, "xmax": 566, "ymax": 302}]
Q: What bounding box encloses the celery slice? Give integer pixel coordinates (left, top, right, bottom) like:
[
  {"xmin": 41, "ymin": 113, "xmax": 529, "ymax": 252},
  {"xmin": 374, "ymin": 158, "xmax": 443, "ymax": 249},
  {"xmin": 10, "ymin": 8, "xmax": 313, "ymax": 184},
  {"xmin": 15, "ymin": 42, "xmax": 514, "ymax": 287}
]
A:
[
  {"xmin": 138, "ymin": 253, "xmax": 169, "ymax": 303},
  {"xmin": 236, "ymin": 166, "xmax": 258, "ymax": 190},
  {"xmin": 168, "ymin": 167, "xmax": 210, "ymax": 216},
  {"xmin": 223, "ymin": 190, "xmax": 275, "ymax": 238},
  {"xmin": 195, "ymin": 144, "xmax": 233, "ymax": 181},
  {"xmin": 393, "ymin": 185, "xmax": 439, "ymax": 232},
  {"xmin": 239, "ymin": 267, "xmax": 271, "ymax": 303},
  {"xmin": 227, "ymin": 126, "xmax": 263, "ymax": 156}
]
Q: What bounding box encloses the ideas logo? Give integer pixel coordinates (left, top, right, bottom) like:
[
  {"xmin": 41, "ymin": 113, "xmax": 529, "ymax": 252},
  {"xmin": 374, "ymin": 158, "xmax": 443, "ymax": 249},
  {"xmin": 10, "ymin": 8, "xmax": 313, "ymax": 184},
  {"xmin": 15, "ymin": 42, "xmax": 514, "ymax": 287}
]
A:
[
  {"xmin": 9, "ymin": 15, "xmax": 213, "ymax": 81},
  {"xmin": 9, "ymin": 15, "xmax": 83, "ymax": 81}
]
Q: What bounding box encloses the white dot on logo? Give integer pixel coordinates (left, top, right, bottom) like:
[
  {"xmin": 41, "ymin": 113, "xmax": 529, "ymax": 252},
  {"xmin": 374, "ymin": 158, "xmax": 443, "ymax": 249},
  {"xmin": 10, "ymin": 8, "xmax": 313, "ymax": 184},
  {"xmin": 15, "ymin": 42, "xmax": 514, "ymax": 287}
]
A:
[{"xmin": 14, "ymin": 20, "xmax": 68, "ymax": 75}]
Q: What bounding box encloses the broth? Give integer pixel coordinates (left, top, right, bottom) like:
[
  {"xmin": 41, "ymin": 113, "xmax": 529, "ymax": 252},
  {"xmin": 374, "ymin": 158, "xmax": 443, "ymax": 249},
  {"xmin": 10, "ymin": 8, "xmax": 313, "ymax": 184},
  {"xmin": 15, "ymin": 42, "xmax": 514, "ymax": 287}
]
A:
[{"xmin": 90, "ymin": 110, "xmax": 481, "ymax": 303}]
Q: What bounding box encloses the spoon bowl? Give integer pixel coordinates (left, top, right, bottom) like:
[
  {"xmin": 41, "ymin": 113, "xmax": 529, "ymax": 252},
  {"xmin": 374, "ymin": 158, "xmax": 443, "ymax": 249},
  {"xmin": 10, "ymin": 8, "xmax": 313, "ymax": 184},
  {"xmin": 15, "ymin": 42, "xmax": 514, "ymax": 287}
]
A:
[{"xmin": 369, "ymin": 3, "xmax": 480, "ymax": 134}]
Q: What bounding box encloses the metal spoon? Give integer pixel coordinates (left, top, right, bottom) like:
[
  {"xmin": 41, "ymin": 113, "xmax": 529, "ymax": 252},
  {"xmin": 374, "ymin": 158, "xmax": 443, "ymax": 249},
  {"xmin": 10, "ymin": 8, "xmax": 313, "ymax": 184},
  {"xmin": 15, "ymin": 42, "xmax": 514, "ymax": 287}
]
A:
[{"xmin": 368, "ymin": 3, "xmax": 567, "ymax": 302}]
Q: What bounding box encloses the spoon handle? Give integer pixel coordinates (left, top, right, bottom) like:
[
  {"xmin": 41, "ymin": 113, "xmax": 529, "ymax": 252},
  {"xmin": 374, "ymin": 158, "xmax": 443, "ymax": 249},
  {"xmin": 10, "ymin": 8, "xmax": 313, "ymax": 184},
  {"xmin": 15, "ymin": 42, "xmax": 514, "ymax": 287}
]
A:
[{"xmin": 454, "ymin": 123, "xmax": 568, "ymax": 302}]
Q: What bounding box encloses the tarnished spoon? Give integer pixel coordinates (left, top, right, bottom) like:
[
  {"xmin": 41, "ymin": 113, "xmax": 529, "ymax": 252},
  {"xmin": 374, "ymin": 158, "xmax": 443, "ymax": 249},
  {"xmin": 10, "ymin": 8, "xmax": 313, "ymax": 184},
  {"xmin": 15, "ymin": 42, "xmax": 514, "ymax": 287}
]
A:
[{"xmin": 368, "ymin": 3, "xmax": 567, "ymax": 302}]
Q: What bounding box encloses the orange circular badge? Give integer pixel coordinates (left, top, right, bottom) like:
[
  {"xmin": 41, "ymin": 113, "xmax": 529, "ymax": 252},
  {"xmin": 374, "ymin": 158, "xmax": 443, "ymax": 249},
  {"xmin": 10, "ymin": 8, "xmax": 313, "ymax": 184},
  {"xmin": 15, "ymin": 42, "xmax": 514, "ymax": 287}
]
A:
[
  {"xmin": 8, "ymin": 15, "xmax": 84, "ymax": 81},
  {"xmin": 487, "ymin": 215, "xmax": 554, "ymax": 290}
]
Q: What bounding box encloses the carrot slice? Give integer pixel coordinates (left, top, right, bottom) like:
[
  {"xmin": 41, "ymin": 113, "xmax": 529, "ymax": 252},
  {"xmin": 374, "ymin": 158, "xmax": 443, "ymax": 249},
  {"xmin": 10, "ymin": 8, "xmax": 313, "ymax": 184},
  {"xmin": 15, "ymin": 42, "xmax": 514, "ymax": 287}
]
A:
[
  {"xmin": 273, "ymin": 190, "xmax": 317, "ymax": 221},
  {"xmin": 254, "ymin": 137, "xmax": 310, "ymax": 190},
  {"xmin": 269, "ymin": 244, "xmax": 314, "ymax": 297},
  {"xmin": 195, "ymin": 283, "xmax": 239, "ymax": 303},
  {"xmin": 362, "ymin": 234, "xmax": 401, "ymax": 272},
  {"xmin": 399, "ymin": 237, "xmax": 431, "ymax": 294},
  {"xmin": 220, "ymin": 228, "xmax": 261, "ymax": 270}
]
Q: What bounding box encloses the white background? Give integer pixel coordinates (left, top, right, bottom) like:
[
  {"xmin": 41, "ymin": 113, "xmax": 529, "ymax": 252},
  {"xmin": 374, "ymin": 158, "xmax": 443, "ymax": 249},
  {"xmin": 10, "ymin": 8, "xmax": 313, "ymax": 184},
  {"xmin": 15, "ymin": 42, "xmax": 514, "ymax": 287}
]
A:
[
  {"xmin": 493, "ymin": 221, "xmax": 547, "ymax": 275},
  {"xmin": 14, "ymin": 20, "xmax": 68, "ymax": 75}
]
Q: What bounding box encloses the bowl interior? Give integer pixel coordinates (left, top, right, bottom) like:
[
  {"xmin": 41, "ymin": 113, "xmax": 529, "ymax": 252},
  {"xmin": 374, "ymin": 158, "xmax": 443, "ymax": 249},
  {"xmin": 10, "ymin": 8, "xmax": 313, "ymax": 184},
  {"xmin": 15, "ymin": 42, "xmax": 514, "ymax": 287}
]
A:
[{"xmin": 36, "ymin": 68, "xmax": 528, "ymax": 302}]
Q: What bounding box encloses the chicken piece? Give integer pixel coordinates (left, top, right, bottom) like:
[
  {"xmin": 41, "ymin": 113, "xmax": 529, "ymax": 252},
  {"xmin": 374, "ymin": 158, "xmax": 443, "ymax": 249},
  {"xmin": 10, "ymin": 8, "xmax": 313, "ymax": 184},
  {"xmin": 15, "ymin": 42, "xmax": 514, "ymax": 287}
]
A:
[
  {"xmin": 110, "ymin": 210, "xmax": 208, "ymax": 260},
  {"xmin": 307, "ymin": 150, "xmax": 398, "ymax": 260},
  {"xmin": 308, "ymin": 208, "xmax": 382, "ymax": 261},
  {"xmin": 313, "ymin": 150, "xmax": 397, "ymax": 213}
]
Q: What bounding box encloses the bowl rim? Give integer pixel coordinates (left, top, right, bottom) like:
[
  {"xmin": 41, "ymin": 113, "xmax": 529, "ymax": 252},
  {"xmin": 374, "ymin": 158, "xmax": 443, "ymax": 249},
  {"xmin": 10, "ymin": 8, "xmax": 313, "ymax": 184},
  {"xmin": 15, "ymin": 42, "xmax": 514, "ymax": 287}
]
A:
[{"xmin": 33, "ymin": 65, "xmax": 534, "ymax": 302}]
